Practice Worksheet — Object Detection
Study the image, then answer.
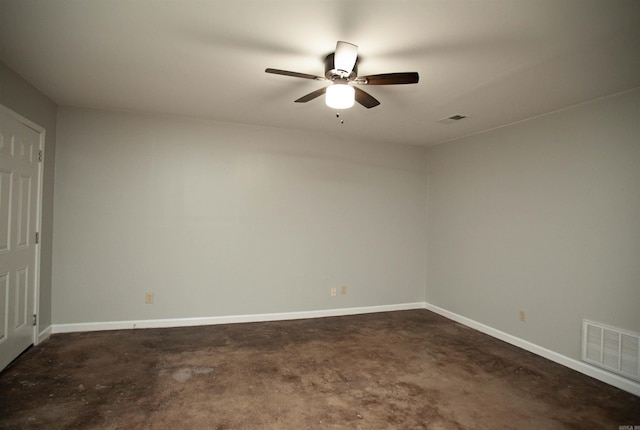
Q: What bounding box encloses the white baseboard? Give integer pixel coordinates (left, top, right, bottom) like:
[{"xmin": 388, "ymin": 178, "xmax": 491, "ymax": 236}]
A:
[
  {"xmin": 51, "ymin": 302, "xmax": 426, "ymax": 334},
  {"xmin": 423, "ymin": 302, "xmax": 640, "ymax": 397},
  {"xmin": 36, "ymin": 325, "xmax": 52, "ymax": 344},
  {"xmin": 49, "ymin": 301, "xmax": 639, "ymax": 397}
]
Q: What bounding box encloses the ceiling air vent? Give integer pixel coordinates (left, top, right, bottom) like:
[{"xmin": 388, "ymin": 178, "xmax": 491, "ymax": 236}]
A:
[{"xmin": 437, "ymin": 114, "xmax": 468, "ymax": 124}]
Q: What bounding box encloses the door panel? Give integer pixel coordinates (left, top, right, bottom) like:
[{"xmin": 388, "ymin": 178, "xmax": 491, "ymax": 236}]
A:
[
  {"xmin": 17, "ymin": 174, "xmax": 32, "ymax": 248},
  {"xmin": 0, "ymin": 107, "xmax": 41, "ymax": 371},
  {"xmin": 0, "ymin": 170, "xmax": 10, "ymax": 252},
  {"xmin": 16, "ymin": 267, "xmax": 28, "ymax": 329},
  {"xmin": 0, "ymin": 274, "xmax": 7, "ymax": 343}
]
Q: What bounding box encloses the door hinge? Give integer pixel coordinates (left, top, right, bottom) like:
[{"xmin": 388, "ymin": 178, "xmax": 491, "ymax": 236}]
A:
[
  {"xmin": 35, "ymin": 232, "xmax": 39, "ymax": 244},
  {"xmin": 38, "ymin": 150, "xmax": 43, "ymax": 162},
  {"xmin": 33, "ymin": 314, "xmax": 37, "ymax": 326}
]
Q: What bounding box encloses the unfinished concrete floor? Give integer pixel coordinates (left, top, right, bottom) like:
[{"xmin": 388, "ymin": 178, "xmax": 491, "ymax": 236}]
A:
[{"xmin": 1, "ymin": 310, "xmax": 638, "ymax": 429}]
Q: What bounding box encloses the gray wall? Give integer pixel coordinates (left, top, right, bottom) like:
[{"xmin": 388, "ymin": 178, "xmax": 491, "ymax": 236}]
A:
[
  {"xmin": 426, "ymin": 88, "xmax": 640, "ymax": 361},
  {"xmin": 6, "ymin": 54, "xmax": 637, "ymax": 373},
  {"xmin": 0, "ymin": 61, "xmax": 57, "ymax": 330},
  {"xmin": 52, "ymin": 107, "xmax": 428, "ymax": 324}
]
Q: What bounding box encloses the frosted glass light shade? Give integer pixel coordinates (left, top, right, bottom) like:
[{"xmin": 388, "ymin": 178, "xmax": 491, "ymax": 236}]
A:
[{"xmin": 326, "ymin": 84, "xmax": 355, "ymax": 109}]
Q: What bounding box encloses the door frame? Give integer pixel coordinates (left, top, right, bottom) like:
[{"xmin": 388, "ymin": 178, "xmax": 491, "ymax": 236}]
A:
[{"xmin": 0, "ymin": 103, "xmax": 45, "ymax": 347}]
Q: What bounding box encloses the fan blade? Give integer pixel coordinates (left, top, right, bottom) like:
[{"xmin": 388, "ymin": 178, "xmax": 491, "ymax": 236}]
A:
[
  {"xmin": 295, "ymin": 87, "xmax": 327, "ymax": 103},
  {"xmin": 354, "ymin": 87, "xmax": 380, "ymax": 109},
  {"xmin": 265, "ymin": 68, "xmax": 324, "ymax": 81},
  {"xmin": 334, "ymin": 41, "xmax": 358, "ymax": 74},
  {"xmin": 358, "ymin": 72, "xmax": 419, "ymax": 85}
]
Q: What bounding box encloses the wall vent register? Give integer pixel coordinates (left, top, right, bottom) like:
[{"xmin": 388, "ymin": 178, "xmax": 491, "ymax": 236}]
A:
[{"xmin": 583, "ymin": 320, "xmax": 640, "ymax": 382}]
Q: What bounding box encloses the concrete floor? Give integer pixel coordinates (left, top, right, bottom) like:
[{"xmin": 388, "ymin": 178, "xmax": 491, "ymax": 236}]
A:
[{"xmin": 0, "ymin": 310, "xmax": 638, "ymax": 429}]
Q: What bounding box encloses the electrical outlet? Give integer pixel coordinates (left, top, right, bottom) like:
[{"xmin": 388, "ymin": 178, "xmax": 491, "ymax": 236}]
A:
[
  {"xmin": 145, "ymin": 292, "xmax": 154, "ymax": 304},
  {"xmin": 519, "ymin": 309, "xmax": 526, "ymax": 322},
  {"xmin": 341, "ymin": 285, "xmax": 347, "ymax": 295},
  {"xmin": 330, "ymin": 288, "xmax": 337, "ymax": 297}
]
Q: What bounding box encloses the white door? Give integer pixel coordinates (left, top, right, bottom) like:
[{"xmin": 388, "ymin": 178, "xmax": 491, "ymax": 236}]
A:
[{"xmin": 0, "ymin": 106, "xmax": 42, "ymax": 371}]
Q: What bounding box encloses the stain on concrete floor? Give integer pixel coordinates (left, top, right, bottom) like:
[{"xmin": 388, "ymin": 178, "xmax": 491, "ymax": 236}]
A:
[{"xmin": 0, "ymin": 310, "xmax": 638, "ymax": 429}]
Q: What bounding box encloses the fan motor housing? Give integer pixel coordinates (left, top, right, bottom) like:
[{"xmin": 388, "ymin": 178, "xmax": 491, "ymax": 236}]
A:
[{"xmin": 324, "ymin": 53, "xmax": 358, "ymax": 80}]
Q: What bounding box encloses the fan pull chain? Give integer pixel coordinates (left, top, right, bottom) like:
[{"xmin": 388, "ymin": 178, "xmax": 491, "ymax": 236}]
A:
[{"xmin": 336, "ymin": 112, "xmax": 345, "ymax": 125}]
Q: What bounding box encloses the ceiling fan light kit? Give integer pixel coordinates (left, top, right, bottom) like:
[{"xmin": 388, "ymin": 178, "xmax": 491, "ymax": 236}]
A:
[
  {"xmin": 266, "ymin": 41, "xmax": 419, "ymax": 110},
  {"xmin": 326, "ymin": 81, "xmax": 355, "ymax": 109}
]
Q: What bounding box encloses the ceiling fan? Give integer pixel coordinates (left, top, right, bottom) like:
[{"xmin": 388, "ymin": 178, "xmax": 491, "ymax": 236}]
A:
[{"xmin": 265, "ymin": 41, "xmax": 419, "ymax": 109}]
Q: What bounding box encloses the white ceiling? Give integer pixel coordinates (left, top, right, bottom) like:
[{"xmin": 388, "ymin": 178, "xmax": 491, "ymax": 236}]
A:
[{"xmin": 1, "ymin": 0, "xmax": 639, "ymax": 146}]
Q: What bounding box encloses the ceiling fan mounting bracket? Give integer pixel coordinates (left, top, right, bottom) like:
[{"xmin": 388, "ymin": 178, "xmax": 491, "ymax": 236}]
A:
[{"xmin": 324, "ymin": 53, "xmax": 358, "ymax": 81}]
